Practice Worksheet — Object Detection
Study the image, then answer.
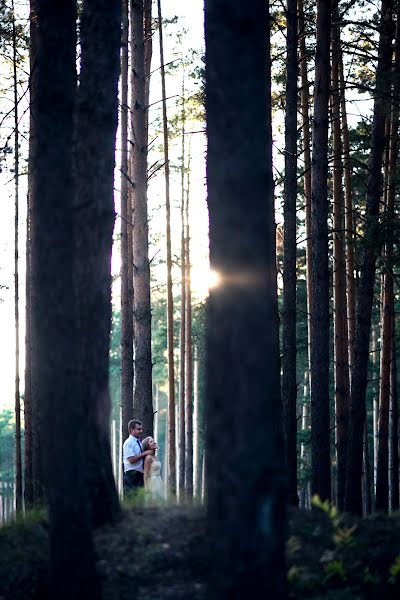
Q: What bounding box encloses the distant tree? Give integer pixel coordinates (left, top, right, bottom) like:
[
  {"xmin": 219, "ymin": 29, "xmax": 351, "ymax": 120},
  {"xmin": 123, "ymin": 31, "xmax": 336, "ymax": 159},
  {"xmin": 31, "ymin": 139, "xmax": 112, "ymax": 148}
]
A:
[
  {"xmin": 157, "ymin": 0, "xmax": 176, "ymax": 495},
  {"xmin": 205, "ymin": 0, "xmax": 286, "ymax": 597}
]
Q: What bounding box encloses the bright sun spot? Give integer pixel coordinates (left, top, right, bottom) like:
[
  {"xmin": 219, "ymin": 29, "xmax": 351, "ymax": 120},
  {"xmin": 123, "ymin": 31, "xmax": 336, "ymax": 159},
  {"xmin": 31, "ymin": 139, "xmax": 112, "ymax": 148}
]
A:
[
  {"xmin": 190, "ymin": 267, "xmax": 221, "ymax": 299},
  {"xmin": 208, "ymin": 269, "xmax": 221, "ymax": 289}
]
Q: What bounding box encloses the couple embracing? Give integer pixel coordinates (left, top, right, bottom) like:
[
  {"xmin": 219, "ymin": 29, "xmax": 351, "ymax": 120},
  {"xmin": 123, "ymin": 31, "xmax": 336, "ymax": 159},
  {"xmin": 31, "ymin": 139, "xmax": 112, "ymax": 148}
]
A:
[{"xmin": 122, "ymin": 419, "xmax": 164, "ymax": 503}]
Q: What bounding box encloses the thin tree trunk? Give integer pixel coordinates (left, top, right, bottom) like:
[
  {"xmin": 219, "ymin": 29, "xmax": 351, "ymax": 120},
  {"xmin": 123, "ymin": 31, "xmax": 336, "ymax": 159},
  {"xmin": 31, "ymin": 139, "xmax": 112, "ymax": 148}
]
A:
[
  {"xmin": 298, "ymin": 0, "xmax": 313, "ymax": 433},
  {"xmin": 131, "ymin": 0, "xmax": 153, "ymax": 437},
  {"xmin": 74, "ymin": 0, "xmax": 121, "ymax": 528},
  {"xmin": 390, "ymin": 309, "xmax": 399, "ymax": 511},
  {"xmin": 31, "ymin": 1, "xmax": 98, "ymax": 595},
  {"xmin": 120, "ymin": 0, "xmax": 133, "ymax": 450},
  {"xmin": 310, "ymin": 0, "xmax": 331, "ymax": 502},
  {"xmin": 184, "ymin": 149, "xmax": 193, "ymax": 500},
  {"xmin": 282, "ymin": 0, "xmax": 298, "ymax": 507},
  {"xmin": 363, "ymin": 420, "xmax": 372, "ymax": 515},
  {"xmin": 205, "ymin": 1, "xmax": 286, "ymax": 595},
  {"xmin": 193, "ymin": 346, "xmax": 201, "ymax": 498},
  {"xmin": 345, "ymin": 0, "xmax": 394, "ymax": 515},
  {"xmin": 331, "ymin": 16, "xmax": 350, "ymax": 512},
  {"xmin": 372, "ymin": 325, "xmax": 379, "ymax": 497},
  {"xmin": 157, "ymin": 0, "xmax": 176, "ymax": 496},
  {"xmin": 12, "ymin": 0, "xmax": 22, "ymax": 516},
  {"xmin": 179, "ymin": 72, "xmax": 186, "ymax": 498},
  {"xmin": 24, "ymin": 189, "xmax": 33, "ymax": 510},
  {"xmin": 339, "ymin": 57, "xmax": 356, "ymax": 373}
]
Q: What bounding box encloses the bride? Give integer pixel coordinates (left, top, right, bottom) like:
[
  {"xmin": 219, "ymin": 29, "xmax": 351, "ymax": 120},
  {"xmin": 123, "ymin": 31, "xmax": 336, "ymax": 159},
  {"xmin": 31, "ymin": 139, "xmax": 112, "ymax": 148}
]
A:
[{"xmin": 142, "ymin": 436, "xmax": 165, "ymax": 503}]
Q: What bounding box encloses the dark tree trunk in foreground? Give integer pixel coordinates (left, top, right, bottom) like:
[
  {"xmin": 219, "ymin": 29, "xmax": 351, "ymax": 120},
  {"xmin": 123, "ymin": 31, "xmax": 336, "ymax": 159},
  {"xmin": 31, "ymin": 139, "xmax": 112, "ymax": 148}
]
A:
[
  {"xmin": 132, "ymin": 0, "xmax": 153, "ymax": 437},
  {"xmin": 74, "ymin": 0, "xmax": 121, "ymax": 527},
  {"xmin": 120, "ymin": 0, "xmax": 134, "ymax": 454},
  {"xmin": 31, "ymin": 1, "xmax": 98, "ymax": 596},
  {"xmin": 310, "ymin": 0, "xmax": 331, "ymax": 502},
  {"xmin": 205, "ymin": 2, "xmax": 286, "ymax": 597},
  {"xmin": 282, "ymin": 0, "xmax": 298, "ymax": 507},
  {"xmin": 345, "ymin": 0, "xmax": 394, "ymax": 515}
]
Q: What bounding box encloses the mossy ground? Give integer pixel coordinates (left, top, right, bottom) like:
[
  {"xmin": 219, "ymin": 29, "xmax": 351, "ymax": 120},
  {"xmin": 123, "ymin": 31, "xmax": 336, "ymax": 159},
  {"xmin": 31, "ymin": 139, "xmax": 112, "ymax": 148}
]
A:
[{"xmin": 1, "ymin": 503, "xmax": 400, "ymax": 599}]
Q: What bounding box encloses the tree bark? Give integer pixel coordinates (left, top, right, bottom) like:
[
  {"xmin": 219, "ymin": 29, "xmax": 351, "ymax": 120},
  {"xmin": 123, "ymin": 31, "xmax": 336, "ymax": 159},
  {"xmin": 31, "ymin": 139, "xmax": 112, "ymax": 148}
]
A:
[
  {"xmin": 345, "ymin": 0, "xmax": 394, "ymax": 515},
  {"xmin": 205, "ymin": 2, "xmax": 286, "ymax": 597},
  {"xmin": 376, "ymin": 10, "xmax": 399, "ymax": 512},
  {"xmin": 12, "ymin": 0, "xmax": 22, "ymax": 515},
  {"xmin": 120, "ymin": 0, "xmax": 134, "ymax": 457},
  {"xmin": 331, "ymin": 15, "xmax": 350, "ymax": 512},
  {"xmin": 179, "ymin": 73, "xmax": 186, "ymax": 498},
  {"xmin": 28, "ymin": 0, "xmax": 44, "ymax": 508},
  {"xmin": 310, "ymin": 0, "xmax": 332, "ymax": 502},
  {"xmin": 157, "ymin": 0, "xmax": 176, "ymax": 496},
  {"xmin": 24, "ymin": 186, "xmax": 33, "ymax": 510},
  {"xmin": 339, "ymin": 56, "xmax": 356, "ymax": 373},
  {"xmin": 74, "ymin": 0, "xmax": 121, "ymax": 527},
  {"xmin": 282, "ymin": 0, "xmax": 298, "ymax": 507},
  {"xmin": 390, "ymin": 308, "xmax": 399, "ymax": 511},
  {"xmin": 184, "ymin": 150, "xmax": 193, "ymax": 500},
  {"xmin": 298, "ymin": 0, "xmax": 312, "ymax": 377},
  {"xmin": 131, "ymin": 0, "xmax": 153, "ymax": 437},
  {"xmin": 31, "ymin": 1, "xmax": 98, "ymax": 596}
]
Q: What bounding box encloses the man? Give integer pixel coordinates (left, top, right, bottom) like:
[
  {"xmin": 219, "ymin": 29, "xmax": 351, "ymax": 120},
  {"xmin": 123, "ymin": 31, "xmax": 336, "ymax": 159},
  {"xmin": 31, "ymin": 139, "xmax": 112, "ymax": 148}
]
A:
[{"xmin": 123, "ymin": 419, "xmax": 153, "ymax": 493}]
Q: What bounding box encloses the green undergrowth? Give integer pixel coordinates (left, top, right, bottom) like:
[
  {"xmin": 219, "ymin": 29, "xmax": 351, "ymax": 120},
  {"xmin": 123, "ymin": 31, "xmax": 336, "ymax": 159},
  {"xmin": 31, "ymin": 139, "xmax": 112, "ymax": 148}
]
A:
[{"xmin": 1, "ymin": 502, "xmax": 400, "ymax": 599}]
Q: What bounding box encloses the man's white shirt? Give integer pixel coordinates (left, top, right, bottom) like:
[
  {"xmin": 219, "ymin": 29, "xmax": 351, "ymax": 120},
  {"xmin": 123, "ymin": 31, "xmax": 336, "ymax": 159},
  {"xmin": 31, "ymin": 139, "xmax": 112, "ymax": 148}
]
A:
[{"xmin": 123, "ymin": 435, "xmax": 144, "ymax": 473}]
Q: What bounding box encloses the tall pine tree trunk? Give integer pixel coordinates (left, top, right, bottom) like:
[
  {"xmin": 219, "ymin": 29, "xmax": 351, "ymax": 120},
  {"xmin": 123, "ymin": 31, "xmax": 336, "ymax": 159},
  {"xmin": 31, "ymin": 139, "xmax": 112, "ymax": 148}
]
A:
[
  {"xmin": 390, "ymin": 308, "xmax": 399, "ymax": 511},
  {"xmin": 184, "ymin": 151, "xmax": 193, "ymax": 499},
  {"xmin": 24, "ymin": 189, "xmax": 33, "ymax": 510},
  {"xmin": 157, "ymin": 0, "xmax": 176, "ymax": 496},
  {"xmin": 338, "ymin": 57, "xmax": 356, "ymax": 373},
  {"xmin": 28, "ymin": 0, "xmax": 44, "ymax": 507},
  {"xmin": 179, "ymin": 74, "xmax": 186, "ymax": 498},
  {"xmin": 345, "ymin": 0, "xmax": 394, "ymax": 515},
  {"xmin": 282, "ymin": 0, "xmax": 298, "ymax": 507},
  {"xmin": 377, "ymin": 11, "xmax": 399, "ymax": 511},
  {"xmin": 74, "ymin": 0, "xmax": 121, "ymax": 527},
  {"xmin": 331, "ymin": 16, "xmax": 350, "ymax": 512},
  {"xmin": 310, "ymin": 0, "xmax": 331, "ymax": 502},
  {"xmin": 132, "ymin": 0, "xmax": 153, "ymax": 437},
  {"xmin": 31, "ymin": 1, "xmax": 98, "ymax": 596},
  {"xmin": 205, "ymin": 1, "xmax": 285, "ymax": 596},
  {"xmin": 298, "ymin": 0, "xmax": 312, "ymax": 424},
  {"xmin": 120, "ymin": 0, "xmax": 134, "ymax": 454},
  {"xmin": 12, "ymin": 0, "xmax": 22, "ymax": 515}
]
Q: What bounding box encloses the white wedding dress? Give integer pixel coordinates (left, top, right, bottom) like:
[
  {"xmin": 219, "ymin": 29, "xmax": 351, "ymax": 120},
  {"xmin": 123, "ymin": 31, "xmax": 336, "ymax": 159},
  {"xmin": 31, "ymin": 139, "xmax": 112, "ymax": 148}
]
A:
[{"xmin": 145, "ymin": 457, "xmax": 165, "ymax": 503}]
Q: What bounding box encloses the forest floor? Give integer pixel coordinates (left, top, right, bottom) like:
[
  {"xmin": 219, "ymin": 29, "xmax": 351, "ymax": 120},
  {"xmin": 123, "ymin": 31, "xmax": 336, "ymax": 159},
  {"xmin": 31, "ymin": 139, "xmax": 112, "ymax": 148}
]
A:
[{"xmin": 1, "ymin": 500, "xmax": 400, "ymax": 599}]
